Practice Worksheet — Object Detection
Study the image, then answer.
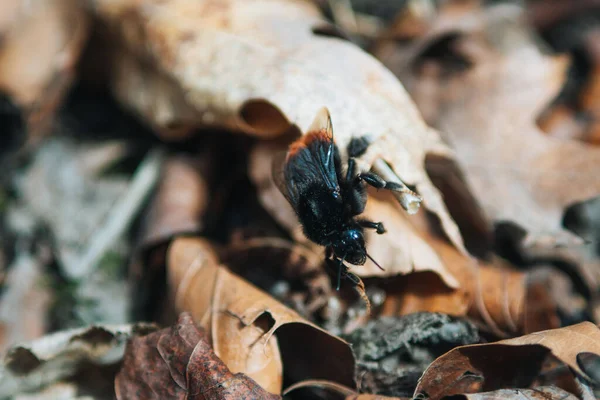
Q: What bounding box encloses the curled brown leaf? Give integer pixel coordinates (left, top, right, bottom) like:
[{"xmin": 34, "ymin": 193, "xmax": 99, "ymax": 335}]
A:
[
  {"xmin": 414, "ymin": 322, "xmax": 600, "ymax": 399},
  {"xmin": 167, "ymin": 237, "xmax": 356, "ymax": 394}
]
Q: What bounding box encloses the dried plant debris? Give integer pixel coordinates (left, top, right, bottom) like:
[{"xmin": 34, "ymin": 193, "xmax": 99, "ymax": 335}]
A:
[
  {"xmin": 343, "ymin": 313, "xmax": 480, "ymax": 397},
  {"xmin": 0, "ymin": 322, "xmax": 157, "ymax": 399},
  {"xmin": 115, "ymin": 312, "xmax": 280, "ymax": 400},
  {"xmin": 13, "ymin": 137, "xmax": 130, "ymax": 278},
  {"xmin": 9, "ymin": 137, "xmax": 161, "ymax": 328}
]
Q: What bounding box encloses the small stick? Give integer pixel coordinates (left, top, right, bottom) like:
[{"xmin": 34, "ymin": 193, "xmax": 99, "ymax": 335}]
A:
[{"xmin": 65, "ymin": 148, "xmax": 165, "ymax": 278}]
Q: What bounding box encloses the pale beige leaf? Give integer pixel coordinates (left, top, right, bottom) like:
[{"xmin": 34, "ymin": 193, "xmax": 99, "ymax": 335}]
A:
[{"xmin": 90, "ymin": 0, "xmax": 466, "ymax": 253}]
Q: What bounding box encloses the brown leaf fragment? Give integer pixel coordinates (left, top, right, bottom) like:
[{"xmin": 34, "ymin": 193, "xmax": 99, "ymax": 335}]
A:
[
  {"xmin": 0, "ymin": 0, "xmax": 89, "ymax": 141},
  {"xmin": 90, "ymin": 0, "xmax": 467, "ymax": 253},
  {"xmin": 136, "ymin": 154, "xmax": 211, "ymax": 249},
  {"xmin": 450, "ymin": 386, "xmax": 579, "ymax": 399},
  {"xmin": 378, "ymin": 2, "xmax": 600, "ymax": 246},
  {"xmin": 167, "ymin": 237, "xmax": 356, "ymax": 393},
  {"xmin": 115, "ymin": 312, "xmax": 280, "ymax": 400},
  {"xmin": 414, "ymin": 322, "xmax": 600, "ymax": 400}
]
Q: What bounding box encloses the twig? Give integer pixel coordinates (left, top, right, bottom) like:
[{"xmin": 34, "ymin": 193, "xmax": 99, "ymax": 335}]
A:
[
  {"xmin": 372, "ymin": 158, "xmax": 423, "ymax": 214},
  {"xmin": 65, "ymin": 148, "xmax": 165, "ymax": 279}
]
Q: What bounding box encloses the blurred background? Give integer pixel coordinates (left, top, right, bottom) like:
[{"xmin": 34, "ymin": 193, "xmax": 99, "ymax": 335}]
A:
[{"xmin": 1, "ymin": 0, "xmax": 600, "ymax": 399}]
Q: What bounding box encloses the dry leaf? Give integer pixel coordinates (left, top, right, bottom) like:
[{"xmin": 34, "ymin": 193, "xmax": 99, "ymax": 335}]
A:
[
  {"xmin": 414, "ymin": 322, "xmax": 600, "ymax": 399},
  {"xmin": 0, "ymin": 0, "xmax": 89, "ymax": 140},
  {"xmin": 167, "ymin": 237, "xmax": 356, "ymax": 393},
  {"xmin": 0, "ymin": 323, "xmax": 157, "ymax": 398},
  {"xmin": 89, "ymin": 0, "xmax": 467, "ymax": 255},
  {"xmin": 377, "ymin": 2, "xmax": 600, "ymax": 246},
  {"xmin": 450, "ymin": 386, "xmax": 579, "ymax": 400},
  {"xmin": 115, "ymin": 312, "xmax": 280, "ymax": 400}
]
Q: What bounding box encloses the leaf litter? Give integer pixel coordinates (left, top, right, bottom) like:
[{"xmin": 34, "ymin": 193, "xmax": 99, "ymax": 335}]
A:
[{"xmin": 0, "ymin": 0, "xmax": 600, "ymax": 399}]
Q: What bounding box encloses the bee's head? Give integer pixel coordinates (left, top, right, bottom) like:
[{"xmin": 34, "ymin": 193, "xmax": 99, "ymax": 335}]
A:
[{"xmin": 332, "ymin": 228, "xmax": 367, "ymax": 265}]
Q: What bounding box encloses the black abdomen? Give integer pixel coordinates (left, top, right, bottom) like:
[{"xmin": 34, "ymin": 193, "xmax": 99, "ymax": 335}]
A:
[{"xmin": 297, "ymin": 183, "xmax": 345, "ymax": 245}]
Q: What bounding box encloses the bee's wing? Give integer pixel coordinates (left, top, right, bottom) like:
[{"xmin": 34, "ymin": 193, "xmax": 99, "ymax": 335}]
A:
[
  {"xmin": 288, "ymin": 107, "xmax": 340, "ymax": 191},
  {"xmin": 271, "ymin": 150, "xmax": 301, "ymax": 207},
  {"xmin": 272, "ymin": 107, "xmax": 341, "ymax": 209}
]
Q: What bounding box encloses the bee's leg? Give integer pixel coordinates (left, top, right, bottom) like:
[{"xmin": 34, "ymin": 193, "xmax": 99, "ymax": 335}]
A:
[
  {"xmin": 336, "ymin": 260, "xmax": 343, "ymax": 291},
  {"xmin": 347, "ymin": 136, "xmax": 371, "ymax": 158},
  {"xmin": 326, "ymin": 246, "xmax": 334, "ymax": 259},
  {"xmin": 325, "ymin": 248, "xmax": 343, "ymax": 291},
  {"xmin": 346, "ymin": 157, "xmax": 356, "ymax": 182},
  {"xmin": 345, "ymin": 136, "xmax": 371, "ymax": 182},
  {"xmin": 325, "ymin": 255, "xmax": 347, "ymax": 290},
  {"xmin": 358, "ymin": 219, "xmax": 386, "ymax": 234},
  {"xmin": 355, "ymin": 172, "xmax": 404, "ymax": 192},
  {"xmin": 345, "ymin": 271, "xmax": 361, "ymax": 286},
  {"xmin": 325, "ymin": 257, "xmax": 342, "ymax": 290}
]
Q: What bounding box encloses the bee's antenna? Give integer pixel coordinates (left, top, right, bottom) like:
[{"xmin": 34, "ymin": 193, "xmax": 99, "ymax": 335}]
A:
[{"xmin": 366, "ymin": 253, "xmax": 384, "ymax": 271}]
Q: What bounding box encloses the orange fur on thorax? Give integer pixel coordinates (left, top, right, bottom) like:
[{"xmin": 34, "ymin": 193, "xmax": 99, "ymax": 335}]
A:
[{"xmin": 287, "ymin": 129, "xmax": 332, "ymax": 160}]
